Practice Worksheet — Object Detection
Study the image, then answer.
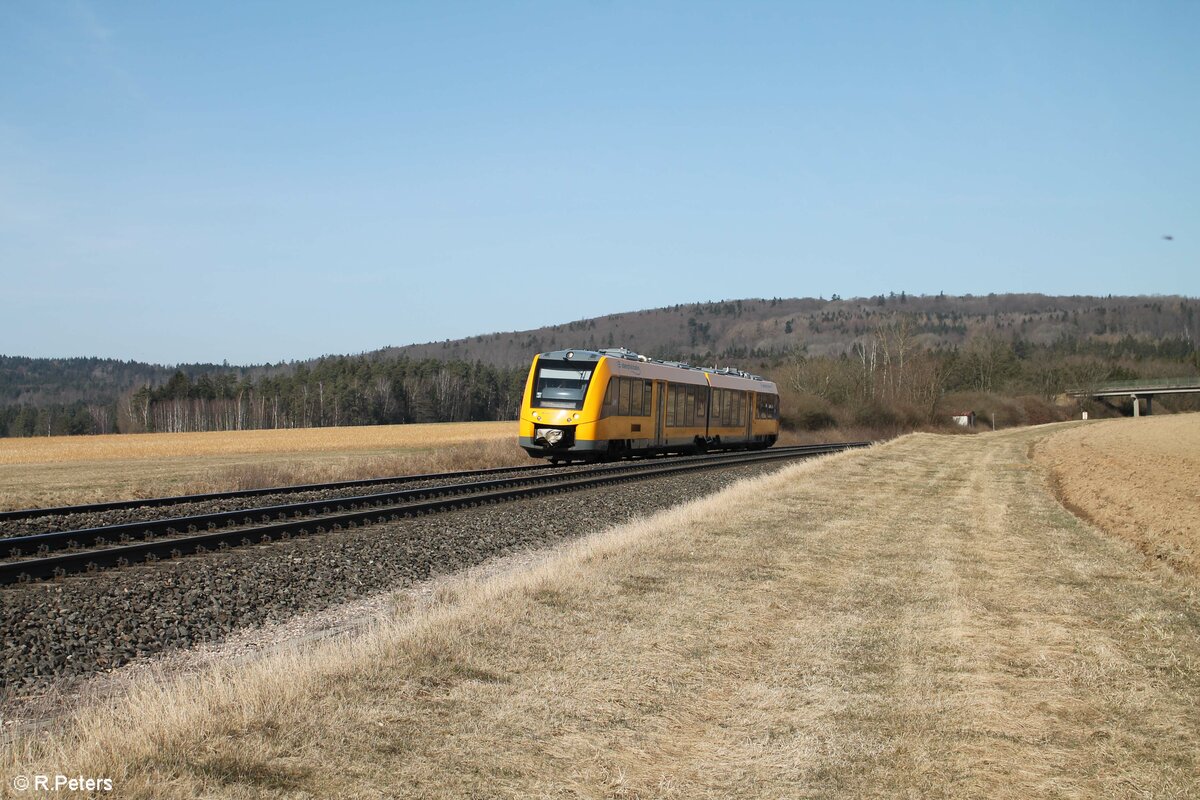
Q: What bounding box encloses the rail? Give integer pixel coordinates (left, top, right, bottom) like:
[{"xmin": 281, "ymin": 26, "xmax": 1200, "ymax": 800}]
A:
[{"xmin": 0, "ymin": 462, "xmax": 560, "ymax": 523}]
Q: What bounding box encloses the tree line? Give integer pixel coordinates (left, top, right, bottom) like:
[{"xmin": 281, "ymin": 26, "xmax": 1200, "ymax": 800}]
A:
[
  {"xmin": 777, "ymin": 313, "xmax": 1199, "ymax": 430},
  {"xmin": 0, "ymin": 357, "xmax": 527, "ymax": 437}
]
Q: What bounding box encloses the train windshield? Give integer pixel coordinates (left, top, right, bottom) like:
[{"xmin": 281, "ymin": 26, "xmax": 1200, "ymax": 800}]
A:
[{"xmin": 533, "ymin": 360, "xmax": 593, "ymax": 410}]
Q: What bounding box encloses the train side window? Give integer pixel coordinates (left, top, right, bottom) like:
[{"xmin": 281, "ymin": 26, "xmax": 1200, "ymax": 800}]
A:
[
  {"xmin": 756, "ymin": 393, "xmax": 771, "ymax": 419},
  {"xmin": 665, "ymin": 384, "xmax": 676, "ymax": 426},
  {"xmin": 630, "ymin": 378, "xmax": 643, "ymax": 417},
  {"xmin": 602, "ymin": 378, "xmax": 617, "ymax": 418},
  {"xmin": 696, "ymin": 388, "xmax": 707, "ymax": 422},
  {"xmin": 685, "ymin": 385, "xmax": 695, "ymax": 426},
  {"xmin": 757, "ymin": 393, "xmax": 777, "ymax": 419},
  {"xmin": 618, "ymin": 378, "xmax": 631, "ymax": 416},
  {"xmin": 643, "ymin": 381, "xmax": 653, "ymax": 417},
  {"xmin": 675, "ymin": 384, "xmax": 684, "ymax": 425}
]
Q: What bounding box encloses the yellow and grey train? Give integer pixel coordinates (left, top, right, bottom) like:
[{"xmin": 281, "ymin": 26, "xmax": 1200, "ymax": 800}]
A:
[{"xmin": 519, "ymin": 348, "xmax": 780, "ymax": 461}]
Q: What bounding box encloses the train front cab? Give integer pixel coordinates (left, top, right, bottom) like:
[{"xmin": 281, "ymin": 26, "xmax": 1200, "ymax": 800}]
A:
[{"xmin": 518, "ymin": 351, "xmax": 612, "ymax": 461}]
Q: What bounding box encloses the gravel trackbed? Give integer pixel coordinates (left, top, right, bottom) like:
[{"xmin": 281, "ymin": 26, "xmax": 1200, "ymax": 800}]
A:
[{"xmin": 0, "ymin": 462, "xmax": 782, "ymax": 693}]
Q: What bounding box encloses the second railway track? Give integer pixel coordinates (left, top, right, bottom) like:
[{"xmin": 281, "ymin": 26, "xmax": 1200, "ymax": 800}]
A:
[{"xmin": 0, "ymin": 443, "xmax": 867, "ymax": 585}]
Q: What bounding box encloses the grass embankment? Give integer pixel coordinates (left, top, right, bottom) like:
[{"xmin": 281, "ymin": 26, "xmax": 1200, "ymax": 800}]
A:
[
  {"xmin": 1034, "ymin": 413, "xmax": 1200, "ymax": 577},
  {"xmin": 5, "ymin": 425, "xmax": 1198, "ymax": 797},
  {"xmin": 0, "ymin": 422, "xmax": 521, "ymax": 510}
]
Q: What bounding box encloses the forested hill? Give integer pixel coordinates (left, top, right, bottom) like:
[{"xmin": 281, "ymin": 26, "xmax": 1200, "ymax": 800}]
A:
[
  {"xmin": 0, "ymin": 356, "xmax": 231, "ymax": 407},
  {"xmin": 380, "ymin": 293, "xmax": 1198, "ymax": 368},
  {"xmin": 1, "ymin": 293, "xmax": 1196, "ymax": 437}
]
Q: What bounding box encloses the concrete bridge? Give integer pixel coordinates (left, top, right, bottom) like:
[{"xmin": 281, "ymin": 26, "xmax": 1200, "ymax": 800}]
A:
[{"xmin": 1067, "ymin": 377, "xmax": 1200, "ymax": 416}]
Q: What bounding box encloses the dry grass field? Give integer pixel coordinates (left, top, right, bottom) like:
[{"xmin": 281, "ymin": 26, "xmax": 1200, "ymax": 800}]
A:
[
  {"xmin": 1035, "ymin": 413, "xmax": 1200, "ymax": 578},
  {"xmin": 0, "ymin": 422, "xmax": 522, "ymax": 510},
  {"xmin": 4, "ymin": 425, "xmax": 1197, "ymax": 798}
]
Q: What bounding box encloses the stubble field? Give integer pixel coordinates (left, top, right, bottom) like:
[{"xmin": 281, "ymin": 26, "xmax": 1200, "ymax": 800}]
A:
[
  {"xmin": 0, "ymin": 421, "xmax": 522, "ymax": 510},
  {"xmin": 4, "ymin": 419, "xmax": 1197, "ymax": 798},
  {"xmin": 1034, "ymin": 413, "xmax": 1200, "ymax": 577}
]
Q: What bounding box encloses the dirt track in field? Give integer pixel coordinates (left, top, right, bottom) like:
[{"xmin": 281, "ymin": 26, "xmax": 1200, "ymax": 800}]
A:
[{"xmin": 1034, "ymin": 413, "xmax": 1200, "ymax": 577}]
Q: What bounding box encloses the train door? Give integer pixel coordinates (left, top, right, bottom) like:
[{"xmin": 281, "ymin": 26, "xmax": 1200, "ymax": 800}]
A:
[
  {"xmin": 744, "ymin": 390, "xmax": 754, "ymax": 443},
  {"xmin": 655, "ymin": 381, "xmax": 667, "ymax": 447}
]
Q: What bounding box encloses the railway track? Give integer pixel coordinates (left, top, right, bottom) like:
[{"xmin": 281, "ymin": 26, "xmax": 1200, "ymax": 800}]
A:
[
  {"xmin": 0, "ymin": 461, "xmax": 561, "ymax": 523},
  {"xmin": 0, "ymin": 443, "xmax": 867, "ymax": 585}
]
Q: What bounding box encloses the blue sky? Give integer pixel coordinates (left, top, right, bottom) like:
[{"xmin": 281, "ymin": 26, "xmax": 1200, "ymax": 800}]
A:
[{"xmin": 1, "ymin": 2, "xmax": 1196, "ymax": 364}]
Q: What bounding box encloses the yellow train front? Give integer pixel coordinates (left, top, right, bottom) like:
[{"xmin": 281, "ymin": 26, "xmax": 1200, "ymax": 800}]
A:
[{"xmin": 518, "ymin": 348, "xmax": 780, "ymax": 462}]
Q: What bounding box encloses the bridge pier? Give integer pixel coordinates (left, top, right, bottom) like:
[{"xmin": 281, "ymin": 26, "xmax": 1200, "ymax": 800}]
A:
[{"xmin": 1130, "ymin": 394, "xmax": 1153, "ymax": 417}]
